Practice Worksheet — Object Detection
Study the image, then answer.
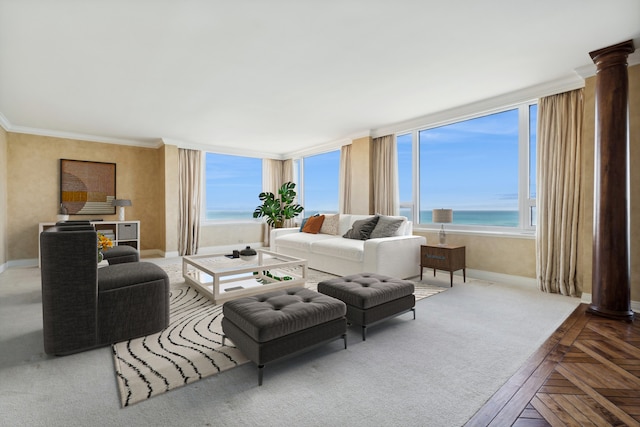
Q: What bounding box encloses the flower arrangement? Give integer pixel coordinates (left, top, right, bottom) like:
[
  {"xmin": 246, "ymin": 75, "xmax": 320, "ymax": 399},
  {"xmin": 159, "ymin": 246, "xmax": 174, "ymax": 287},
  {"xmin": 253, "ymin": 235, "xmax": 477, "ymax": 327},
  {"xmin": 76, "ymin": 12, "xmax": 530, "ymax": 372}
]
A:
[
  {"xmin": 97, "ymin": 233, "xmax": 113, "ymax": 263},
  {"xmin": 98, "ymin": 233, "xmax": 114, "ymax": 251}
]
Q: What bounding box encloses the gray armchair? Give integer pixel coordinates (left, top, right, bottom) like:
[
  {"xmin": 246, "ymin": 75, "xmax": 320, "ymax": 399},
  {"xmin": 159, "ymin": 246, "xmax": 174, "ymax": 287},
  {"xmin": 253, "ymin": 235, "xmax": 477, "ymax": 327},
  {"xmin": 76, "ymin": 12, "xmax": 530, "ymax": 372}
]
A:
[{"xmin": 40, "ymin": 226, "xmax": 170, "ymax": 355}]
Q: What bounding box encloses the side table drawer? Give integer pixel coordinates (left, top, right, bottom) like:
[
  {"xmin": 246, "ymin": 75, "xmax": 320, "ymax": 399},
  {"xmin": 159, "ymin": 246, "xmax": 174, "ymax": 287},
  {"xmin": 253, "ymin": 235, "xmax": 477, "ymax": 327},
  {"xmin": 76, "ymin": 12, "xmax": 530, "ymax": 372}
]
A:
[{"xmin": 422, "ymin": 248, "xmax": 450, "ymax": 269}]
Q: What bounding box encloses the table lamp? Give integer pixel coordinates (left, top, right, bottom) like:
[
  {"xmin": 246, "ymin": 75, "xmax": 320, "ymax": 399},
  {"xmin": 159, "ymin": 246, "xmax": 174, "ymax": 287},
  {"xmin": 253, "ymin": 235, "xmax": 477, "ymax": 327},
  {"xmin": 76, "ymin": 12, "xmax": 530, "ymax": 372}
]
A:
[
  {"xmin": 113, "ymin": 199, "xmax": 132, "ymax": 221},
  {"xmin": 432, "ymin": 208, "xmax": 453, "ymax": 246}
]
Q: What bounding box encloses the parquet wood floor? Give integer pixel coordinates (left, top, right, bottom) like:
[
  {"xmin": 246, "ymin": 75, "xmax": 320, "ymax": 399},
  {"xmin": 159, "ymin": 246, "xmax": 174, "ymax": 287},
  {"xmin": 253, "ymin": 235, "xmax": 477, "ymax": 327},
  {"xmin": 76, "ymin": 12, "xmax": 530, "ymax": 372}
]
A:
[{"xmin": 465, "ymin": 303, "xmax": 640, "ymax": 427}]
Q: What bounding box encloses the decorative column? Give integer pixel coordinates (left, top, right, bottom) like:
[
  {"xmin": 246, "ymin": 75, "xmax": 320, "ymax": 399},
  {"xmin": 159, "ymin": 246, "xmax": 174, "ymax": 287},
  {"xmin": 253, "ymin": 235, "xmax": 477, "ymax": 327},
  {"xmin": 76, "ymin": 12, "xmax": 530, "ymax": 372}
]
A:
[{"xmin": 588, "ymin": 40, "xmax": 635, "ymax": 320}]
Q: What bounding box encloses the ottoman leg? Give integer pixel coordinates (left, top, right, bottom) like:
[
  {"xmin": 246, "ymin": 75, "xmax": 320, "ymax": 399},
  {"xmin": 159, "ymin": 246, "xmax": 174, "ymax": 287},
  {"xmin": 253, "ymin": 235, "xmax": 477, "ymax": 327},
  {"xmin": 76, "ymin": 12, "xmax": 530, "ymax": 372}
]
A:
[
  {"xmin": 362, "ymin": 326, "xmax": 367, "ymax": 341},
  {"xmin": 258, "ymin": 364, "xmax": 264, "ymax": 386},
  {"xmin": 412, "ymin": 307, "xmax": 416, "ymax": 320}
]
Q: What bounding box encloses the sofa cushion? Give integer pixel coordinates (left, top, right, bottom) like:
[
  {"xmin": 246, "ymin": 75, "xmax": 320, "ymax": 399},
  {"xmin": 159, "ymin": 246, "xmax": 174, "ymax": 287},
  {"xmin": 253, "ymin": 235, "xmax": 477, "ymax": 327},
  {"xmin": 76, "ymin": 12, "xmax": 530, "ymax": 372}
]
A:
[
  {"xmin": 370, "ymin": 215, "xmax": 406, "ymax": 238},
  {"xmin": 319, "ymin": 214, "xmax": 340, "ymax": 235},
  {"xmin": 302, "ymin": 214, "xmax": 325, "ymax": 234},
  {"xmin": 276, "ymin": 231, "xmax": 335, "ymax": 252},
  {"xmin": 343, "ymin": 216, "xmax": 380, "ymax": 240},
  {"xmin": 311, "ymin": 238, "xmax": 365, "ymax": 262}
]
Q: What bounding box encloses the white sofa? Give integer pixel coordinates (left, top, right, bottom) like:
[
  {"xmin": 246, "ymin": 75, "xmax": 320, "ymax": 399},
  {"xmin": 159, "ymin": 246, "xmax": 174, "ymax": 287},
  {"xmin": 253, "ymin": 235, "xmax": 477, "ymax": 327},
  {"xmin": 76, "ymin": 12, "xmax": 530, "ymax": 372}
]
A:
[{"xmin": 270, "ymin": 214, "xmax": 426, "ymax": 279}]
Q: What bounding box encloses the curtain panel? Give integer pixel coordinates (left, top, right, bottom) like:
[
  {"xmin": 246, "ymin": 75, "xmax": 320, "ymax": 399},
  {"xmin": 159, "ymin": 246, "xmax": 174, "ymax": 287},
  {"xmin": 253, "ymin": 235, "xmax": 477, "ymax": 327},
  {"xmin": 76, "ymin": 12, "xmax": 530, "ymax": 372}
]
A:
[
  {"xmin": 536, "ymin": 89, "xmax": 583, "ymax": 296},
  {"xmin": 178, "ymin": 148, "xmax": 202, "ymax": 256},
  {"xmin": 340, "ymin": 144, "xmax": 352, "ymax": 214},
  {"xmin": 372, "ymin": 135, "xmax": 399, "ymax": 216}
]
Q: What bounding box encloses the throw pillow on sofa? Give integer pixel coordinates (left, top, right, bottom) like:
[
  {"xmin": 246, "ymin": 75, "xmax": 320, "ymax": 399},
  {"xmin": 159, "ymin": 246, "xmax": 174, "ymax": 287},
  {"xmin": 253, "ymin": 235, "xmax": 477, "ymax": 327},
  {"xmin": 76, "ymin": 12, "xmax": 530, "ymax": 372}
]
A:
[
  {"xmin": 370, "ymin": 215, "xmax": 406, "ymax": 238},
  {"xmin": 319, "ymin": 214, "xmax": 340, "ymax": 235},
  {"xmin": 302, "ymin": 215, "xmax": 325, "ymax": 234},
  {"xmin": 343, "ymin": 215, "xmax": 380, "ymax": 240}
]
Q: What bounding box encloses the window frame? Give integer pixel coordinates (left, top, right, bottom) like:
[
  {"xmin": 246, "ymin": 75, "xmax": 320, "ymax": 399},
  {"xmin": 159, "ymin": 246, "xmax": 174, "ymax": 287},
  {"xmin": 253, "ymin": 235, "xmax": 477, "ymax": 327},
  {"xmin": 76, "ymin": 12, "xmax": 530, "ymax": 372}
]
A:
[{"xmin": 397, "ymin": 101, "xmax": 537, "ymax": 234}]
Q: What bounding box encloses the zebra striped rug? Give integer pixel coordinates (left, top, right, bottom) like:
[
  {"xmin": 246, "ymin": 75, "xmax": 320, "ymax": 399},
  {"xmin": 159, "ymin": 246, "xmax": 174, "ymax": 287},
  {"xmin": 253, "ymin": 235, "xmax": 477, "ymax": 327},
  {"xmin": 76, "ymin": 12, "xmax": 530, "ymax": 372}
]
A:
[{"xmin": 112, "ymin": 266, "xmax": 446, "ymax": 407}]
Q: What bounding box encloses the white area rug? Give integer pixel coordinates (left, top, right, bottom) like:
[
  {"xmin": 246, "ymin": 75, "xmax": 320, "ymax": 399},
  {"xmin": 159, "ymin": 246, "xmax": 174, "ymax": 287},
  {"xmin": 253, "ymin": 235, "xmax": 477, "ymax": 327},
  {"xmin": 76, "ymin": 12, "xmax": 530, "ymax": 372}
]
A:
[{"xmin": 112, "ymin": 264, "xmax": 446, "ymax": 406}]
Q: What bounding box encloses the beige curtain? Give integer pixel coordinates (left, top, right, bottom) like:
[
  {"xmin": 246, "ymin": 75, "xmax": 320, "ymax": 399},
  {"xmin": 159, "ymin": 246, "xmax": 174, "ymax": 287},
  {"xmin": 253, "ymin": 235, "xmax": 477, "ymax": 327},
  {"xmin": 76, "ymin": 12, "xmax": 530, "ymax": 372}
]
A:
[
  {"xmin": 262, "ymin": 158, "xmax": 297, "ymax": 238},
  {"xmin": 372, "ymin": 135, "xmax": 399, "ymax": 216},
  {"xmin": 536, "ymin": 89, "xmax": 583, "ymax": 296},
  {"xmin": 178, "ymin": 148, "xmax": 202, "ymax": 256},
  {"xmin": 339, "ymin": 144, "xmax": 352, "ymax": 214}
]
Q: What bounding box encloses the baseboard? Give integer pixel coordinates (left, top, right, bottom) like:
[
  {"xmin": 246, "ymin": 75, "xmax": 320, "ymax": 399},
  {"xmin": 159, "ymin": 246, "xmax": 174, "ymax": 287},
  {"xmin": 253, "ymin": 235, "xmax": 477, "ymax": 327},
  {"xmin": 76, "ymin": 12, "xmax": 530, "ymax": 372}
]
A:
[
  {"xmin": 464, "ymin": 268, "xmax": 538, "ymax": 289},
  {"xmin": 580, "ymin": 292, "xmax": 640, "ymax": 314}
]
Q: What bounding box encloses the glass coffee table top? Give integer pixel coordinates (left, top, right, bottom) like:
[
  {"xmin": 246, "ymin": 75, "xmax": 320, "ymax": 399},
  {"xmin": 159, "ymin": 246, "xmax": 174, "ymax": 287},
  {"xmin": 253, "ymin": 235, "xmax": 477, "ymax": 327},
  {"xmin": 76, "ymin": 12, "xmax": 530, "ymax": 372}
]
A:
[{"xmin": 182, "ymin": 249, "xmax": 308, "ymax": 304}]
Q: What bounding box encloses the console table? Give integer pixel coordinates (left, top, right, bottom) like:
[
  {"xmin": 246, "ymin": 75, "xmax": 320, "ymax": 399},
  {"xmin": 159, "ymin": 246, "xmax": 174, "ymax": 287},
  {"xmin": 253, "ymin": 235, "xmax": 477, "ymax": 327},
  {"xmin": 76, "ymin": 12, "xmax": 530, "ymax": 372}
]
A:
[{"xmin": 420, "ymin": 244, "xmax": 466, "ymax": 287}]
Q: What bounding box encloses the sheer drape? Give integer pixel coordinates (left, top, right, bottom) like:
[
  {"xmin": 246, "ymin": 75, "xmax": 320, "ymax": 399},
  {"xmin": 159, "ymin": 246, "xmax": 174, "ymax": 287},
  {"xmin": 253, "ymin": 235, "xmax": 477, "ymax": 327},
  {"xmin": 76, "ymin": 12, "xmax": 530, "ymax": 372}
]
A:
[
  {"xmin": 536, "ymin": 89, "xmax": 583, "ymax": 296},
  {"xmin": 178, "ymin": 148, "xmax": 202, "ymax": 256},
  {"xmin": 262, "ymin": 158, "xmax": 297, "ymax": 235},
  {"xmin": 340, "ymin": 144, "xmax": 352, "ymax": 214},
  {"xmin": 372, "ymin": 135, "xmax": 399, "ymax": 216}
]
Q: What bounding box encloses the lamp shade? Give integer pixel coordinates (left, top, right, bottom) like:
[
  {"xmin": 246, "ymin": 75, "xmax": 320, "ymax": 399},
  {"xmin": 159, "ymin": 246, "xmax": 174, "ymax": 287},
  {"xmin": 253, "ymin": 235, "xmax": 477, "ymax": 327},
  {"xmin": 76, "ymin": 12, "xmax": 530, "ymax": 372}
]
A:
[
  {"xmin": 113, "ymin": 199, "xmax": 132, "ymax": 207},
  {"xmin": 432, "ymin": 208, "xmax": 453, "ymax": 224}
]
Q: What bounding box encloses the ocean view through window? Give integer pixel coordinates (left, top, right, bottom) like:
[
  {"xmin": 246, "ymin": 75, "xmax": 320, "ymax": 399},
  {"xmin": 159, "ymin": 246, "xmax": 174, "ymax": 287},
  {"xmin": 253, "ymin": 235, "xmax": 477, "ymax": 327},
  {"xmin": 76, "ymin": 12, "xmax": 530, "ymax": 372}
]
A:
[
  {"xmin": 204, "ymin": 153, "xmax": 262, "ymax": 221},
  {"xmin": 301, "ymin": 150, "xmax": 340, "ymax": 217},
  {"xmin": 397, "ymin": 103, "xmax": 537, "ymax": 229}
]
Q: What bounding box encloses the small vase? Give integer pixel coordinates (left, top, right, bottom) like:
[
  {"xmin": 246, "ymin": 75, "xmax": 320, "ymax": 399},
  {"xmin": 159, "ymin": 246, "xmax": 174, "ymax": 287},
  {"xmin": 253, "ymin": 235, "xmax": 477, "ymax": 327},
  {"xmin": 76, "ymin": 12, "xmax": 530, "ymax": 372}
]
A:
[{"xmin": 98, "ymin": 250, "xmax": 104, "ymax": 263}]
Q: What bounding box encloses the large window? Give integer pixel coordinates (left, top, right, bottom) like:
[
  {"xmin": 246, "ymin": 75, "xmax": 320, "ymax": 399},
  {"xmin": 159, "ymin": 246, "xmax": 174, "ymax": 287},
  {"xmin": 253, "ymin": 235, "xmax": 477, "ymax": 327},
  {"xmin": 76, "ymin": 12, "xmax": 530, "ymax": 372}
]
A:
[
  {"xmin": 204, "ymin": 153, "xmax": 262, "ymax": 221},
  {"xmin": 301, "ymin": 150, "xmax": 340, "ymax": 216},
  {"xmin": 398, "ymin": 103, "xmax": 537, "ymax": 230}
]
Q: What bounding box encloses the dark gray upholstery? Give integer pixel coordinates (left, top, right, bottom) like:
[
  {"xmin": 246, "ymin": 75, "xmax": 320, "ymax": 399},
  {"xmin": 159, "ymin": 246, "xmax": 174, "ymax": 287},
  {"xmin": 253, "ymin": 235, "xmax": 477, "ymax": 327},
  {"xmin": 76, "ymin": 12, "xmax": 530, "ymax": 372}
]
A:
[
  {"xmin": 102, "ymin": 245, "xmax": 139, "ymax": 264},
  {"xmin": 222, "ymin": 287, "xmax": 347, "ymax": 385},
  {"xmin": 40, "ymin": 226, "xmax": 170, "ymax": 355},
  {"xmin": 318, "ymin": 272, "xmax": 415, "ymax": 340}
]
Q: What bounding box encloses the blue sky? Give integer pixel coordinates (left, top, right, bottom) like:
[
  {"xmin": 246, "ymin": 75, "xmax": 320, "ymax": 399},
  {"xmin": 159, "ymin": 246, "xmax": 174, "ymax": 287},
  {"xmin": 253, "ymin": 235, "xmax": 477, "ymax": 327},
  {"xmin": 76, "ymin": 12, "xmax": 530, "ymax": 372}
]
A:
[{"xmin": 206, "ymin": 105, "xmax": 536, "ymax": 215}]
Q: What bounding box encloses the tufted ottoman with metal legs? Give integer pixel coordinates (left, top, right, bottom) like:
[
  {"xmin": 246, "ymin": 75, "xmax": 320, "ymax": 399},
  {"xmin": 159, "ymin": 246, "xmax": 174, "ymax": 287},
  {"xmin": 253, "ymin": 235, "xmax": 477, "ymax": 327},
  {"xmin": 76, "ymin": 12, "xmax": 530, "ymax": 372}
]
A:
[
  {"xmin": 318, "ymin": 273, "xmax": 415, "ymax": 341},
  {"xmin": 221, "ymin": 287, "xmax": 347, "ymax": 386}
]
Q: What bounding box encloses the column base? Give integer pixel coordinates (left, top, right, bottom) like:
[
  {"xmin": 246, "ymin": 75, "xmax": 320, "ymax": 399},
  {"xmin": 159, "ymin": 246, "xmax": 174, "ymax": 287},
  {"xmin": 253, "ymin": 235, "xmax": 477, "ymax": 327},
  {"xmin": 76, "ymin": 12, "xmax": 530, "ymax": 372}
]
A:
[{"xmin": 587, "ymin": 304, "xmax": 634, "ymax": 322}]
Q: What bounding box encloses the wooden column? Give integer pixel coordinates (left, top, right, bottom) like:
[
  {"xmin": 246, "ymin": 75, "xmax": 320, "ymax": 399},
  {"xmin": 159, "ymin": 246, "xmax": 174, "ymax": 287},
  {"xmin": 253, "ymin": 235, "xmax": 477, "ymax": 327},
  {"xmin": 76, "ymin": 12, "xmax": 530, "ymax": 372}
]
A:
[{"xmin": 588, "ymin": 40, "xmax": 635, "ymax": 320}]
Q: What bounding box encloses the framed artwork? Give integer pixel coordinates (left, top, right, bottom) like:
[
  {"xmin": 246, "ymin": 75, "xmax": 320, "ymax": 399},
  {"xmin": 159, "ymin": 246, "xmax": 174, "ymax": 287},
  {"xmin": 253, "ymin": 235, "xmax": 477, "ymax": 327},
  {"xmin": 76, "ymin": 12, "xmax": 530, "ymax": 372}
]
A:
[{"xmin": 60, "ymin": 159, "xmax": 116, "ymax": 215}]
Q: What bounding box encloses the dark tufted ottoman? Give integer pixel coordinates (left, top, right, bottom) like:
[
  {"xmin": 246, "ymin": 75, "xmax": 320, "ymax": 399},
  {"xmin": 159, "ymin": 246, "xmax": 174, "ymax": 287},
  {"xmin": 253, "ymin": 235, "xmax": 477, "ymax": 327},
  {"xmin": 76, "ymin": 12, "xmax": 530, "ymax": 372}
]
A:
[
  {"xmin": 221, "ymin": 287, "xmax": 347, "ymax": 385},
  {"xmin": 318, "ymin": 273, "xmax": 415, "ymax": 341}
]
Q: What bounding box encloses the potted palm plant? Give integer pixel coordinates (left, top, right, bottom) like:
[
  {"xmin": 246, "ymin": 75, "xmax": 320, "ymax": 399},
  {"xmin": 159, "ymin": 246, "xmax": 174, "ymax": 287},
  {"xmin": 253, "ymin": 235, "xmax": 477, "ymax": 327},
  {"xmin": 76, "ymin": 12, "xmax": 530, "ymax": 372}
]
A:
[{"xmin": 252, "ymin": 181, "xmax": 304, "ymax": 228}]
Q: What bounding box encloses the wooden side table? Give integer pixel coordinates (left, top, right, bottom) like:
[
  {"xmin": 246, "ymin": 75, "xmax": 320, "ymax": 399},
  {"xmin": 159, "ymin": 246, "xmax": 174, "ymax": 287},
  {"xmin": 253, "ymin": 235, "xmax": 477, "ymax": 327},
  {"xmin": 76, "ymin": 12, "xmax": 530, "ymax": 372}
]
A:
[{"xmin": 420, "ymin": 244, "xmax": 466, "ymax": 287}]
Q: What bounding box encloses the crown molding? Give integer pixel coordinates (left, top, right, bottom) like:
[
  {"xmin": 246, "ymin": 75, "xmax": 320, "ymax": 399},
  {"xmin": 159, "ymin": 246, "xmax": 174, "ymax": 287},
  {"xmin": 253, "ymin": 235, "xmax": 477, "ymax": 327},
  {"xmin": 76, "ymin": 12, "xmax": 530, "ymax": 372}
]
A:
[
  {"xmin": 161, "ymin": 138, "xmax": 284, "ymax": 160},
  {"xmin": 575, "ymin": 48, "xmax": 640, "ymax": 79},
  {"xmin": 372, "ymin": 73, "xmax": 585, "ymax": 137},
  {"xmin": 283, "ymin": 137, "xmax": 352, "ymax": 159},
  {"xmin": 0, "ymin": 112, "xmax": 11, "ymax": 131},
  {"xmin": 0, "ymin": 115, "xmax": 162, "ymax": 148}
]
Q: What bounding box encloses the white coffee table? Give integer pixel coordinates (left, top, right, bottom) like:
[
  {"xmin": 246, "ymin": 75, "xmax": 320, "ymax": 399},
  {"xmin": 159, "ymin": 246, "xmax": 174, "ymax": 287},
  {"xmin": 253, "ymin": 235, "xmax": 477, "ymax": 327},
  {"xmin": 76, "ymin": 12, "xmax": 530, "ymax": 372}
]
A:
[{"xmin": 182, "ymin": 249, "xmax": 308, "ymax": 304}]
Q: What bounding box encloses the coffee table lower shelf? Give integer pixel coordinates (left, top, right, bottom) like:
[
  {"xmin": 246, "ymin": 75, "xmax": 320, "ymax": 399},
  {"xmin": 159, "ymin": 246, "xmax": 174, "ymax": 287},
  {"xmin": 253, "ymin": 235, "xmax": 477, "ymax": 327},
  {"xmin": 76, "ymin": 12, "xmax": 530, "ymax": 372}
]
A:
[{"xmin": 182, "ymin": 250, "xmax": 308, "ymax": 305}]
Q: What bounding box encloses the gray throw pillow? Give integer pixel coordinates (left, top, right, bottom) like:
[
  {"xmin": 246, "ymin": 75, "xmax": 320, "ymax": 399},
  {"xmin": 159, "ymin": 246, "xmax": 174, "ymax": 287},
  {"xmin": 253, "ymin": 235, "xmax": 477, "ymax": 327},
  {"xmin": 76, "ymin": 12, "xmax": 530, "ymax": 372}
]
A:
[
  {"xmin": 343, "ymin": 216, "xmax": 380, "ymax": 240},
  {"xmin": 370, "ymin": 216, "xmax": 405, "ymax": 239}
]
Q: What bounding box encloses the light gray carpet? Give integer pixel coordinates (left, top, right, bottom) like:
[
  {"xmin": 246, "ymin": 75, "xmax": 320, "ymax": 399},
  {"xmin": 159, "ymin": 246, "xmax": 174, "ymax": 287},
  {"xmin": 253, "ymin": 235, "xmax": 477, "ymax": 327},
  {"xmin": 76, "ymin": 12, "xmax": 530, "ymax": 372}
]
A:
[
  {"xmin": 0, "ymin": 259, "xmax": 580, "ymax": 427},
  {"xmin": 113, "ymin": 264, "xmax": 445, "ymax": 406}
]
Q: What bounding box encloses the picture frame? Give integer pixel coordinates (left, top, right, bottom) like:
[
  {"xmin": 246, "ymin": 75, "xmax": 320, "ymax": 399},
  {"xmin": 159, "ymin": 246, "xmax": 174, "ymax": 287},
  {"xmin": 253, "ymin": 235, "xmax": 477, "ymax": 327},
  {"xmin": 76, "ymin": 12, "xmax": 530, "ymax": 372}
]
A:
[{"xmin": 60, "ymin": 159, "xmax": 116, "ymax": 215}]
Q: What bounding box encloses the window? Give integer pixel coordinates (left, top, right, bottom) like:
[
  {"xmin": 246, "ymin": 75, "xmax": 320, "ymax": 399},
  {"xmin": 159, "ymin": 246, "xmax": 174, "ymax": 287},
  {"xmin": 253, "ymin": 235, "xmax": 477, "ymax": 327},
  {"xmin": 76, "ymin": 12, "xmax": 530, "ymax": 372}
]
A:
[
  {"xmin": 204, "ymin": 153, "xmax": 262, "ymax": 221},
  {"xmin": 397, "ymin": 103, "xmax": 537, "ymax": 230},
  {"xmin": 300, "ymin": 150, "xmax": 340, "ymax": 216}
]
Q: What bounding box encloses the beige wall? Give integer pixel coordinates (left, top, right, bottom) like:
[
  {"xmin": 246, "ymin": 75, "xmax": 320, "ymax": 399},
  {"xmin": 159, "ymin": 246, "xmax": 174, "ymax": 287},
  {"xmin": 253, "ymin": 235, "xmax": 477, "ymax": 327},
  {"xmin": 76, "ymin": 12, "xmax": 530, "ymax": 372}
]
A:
[
  {"xmin": 414, "ymin": 230, "xmax": 536, "ymax": 278},
  {"xmin": 578, "ymin": 64, "xmax": 639, "ymax": 301},
  {"xmin": 0, "ymin": 126, "xmax": 7, "ymax": 267},
  {"xmin": 7, "ymin": 133, "xmax": 166, "ymax": 261}
]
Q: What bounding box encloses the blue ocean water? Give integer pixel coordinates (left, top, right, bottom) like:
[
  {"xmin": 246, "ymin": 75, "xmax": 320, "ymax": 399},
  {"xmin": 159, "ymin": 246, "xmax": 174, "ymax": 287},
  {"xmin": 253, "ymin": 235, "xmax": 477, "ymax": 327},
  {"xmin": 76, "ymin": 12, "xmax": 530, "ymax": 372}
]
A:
[
  {"xmin": 417, "ymin": 210, "xmax": 519, "ymax": 227},
  {"xmin": 207, "ymin": 210, "xmax": 519, "ymax": 227}
]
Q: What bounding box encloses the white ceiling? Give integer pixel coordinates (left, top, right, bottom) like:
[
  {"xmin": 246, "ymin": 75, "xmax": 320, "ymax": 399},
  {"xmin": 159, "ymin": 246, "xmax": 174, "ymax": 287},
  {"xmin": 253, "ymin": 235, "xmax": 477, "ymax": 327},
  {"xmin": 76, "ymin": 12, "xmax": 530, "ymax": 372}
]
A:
[{"xmin": 1, "ymin": 0, "xmax": 639, "ymax": 158}]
